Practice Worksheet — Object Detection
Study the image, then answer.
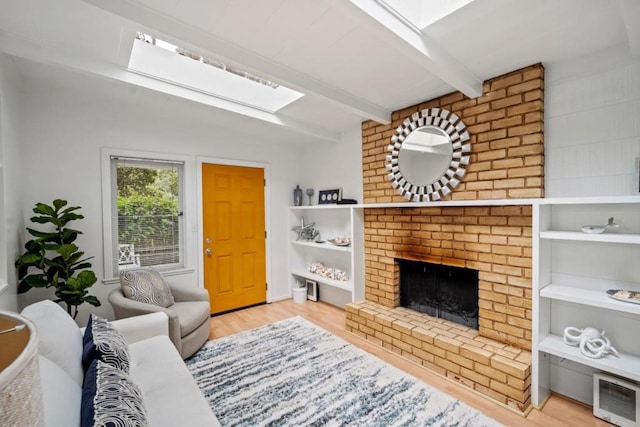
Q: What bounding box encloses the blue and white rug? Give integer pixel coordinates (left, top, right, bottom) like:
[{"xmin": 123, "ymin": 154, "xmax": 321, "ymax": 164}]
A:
[{"xmin": 186, "ymin": 316, "xmax": 502, "ymax": 427}]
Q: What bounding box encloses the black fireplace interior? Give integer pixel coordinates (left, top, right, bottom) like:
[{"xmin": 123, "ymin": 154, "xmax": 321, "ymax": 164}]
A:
[{"xmin": 399, "ymin": 259, "xmax": 479, "ymax": 330}]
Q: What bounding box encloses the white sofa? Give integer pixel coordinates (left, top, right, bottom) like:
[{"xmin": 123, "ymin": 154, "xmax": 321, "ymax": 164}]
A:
[{"xmin": 21, "ymin": 300, "xmax": 220, "ymax": 427}]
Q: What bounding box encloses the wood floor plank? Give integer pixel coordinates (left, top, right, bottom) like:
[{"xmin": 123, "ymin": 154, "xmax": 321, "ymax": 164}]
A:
[{"xmin": 209, "ymin": 300, "xmax": 607, "ymax": 426}]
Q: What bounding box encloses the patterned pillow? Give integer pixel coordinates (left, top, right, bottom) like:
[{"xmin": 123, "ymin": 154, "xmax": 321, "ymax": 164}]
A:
[
  {"xmin": 120, "ymin": 269, "xmax": 175, "ymax": 308},
  {"xmin": 82, "ymin": 314, "xmax": 130, "ymax": 373},
  {"xmin": 81, "ymin": 359, "xmax": 150, "ymax": 427}
]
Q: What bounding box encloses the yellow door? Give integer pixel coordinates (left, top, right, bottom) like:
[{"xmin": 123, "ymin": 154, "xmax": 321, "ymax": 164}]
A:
[{"xmin": 202, "ymin": 163, "xmax": 266, "ymax": 314}]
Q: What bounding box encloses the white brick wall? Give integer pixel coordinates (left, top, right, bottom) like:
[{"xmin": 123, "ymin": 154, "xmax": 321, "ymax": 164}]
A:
[{"xmin": 545, "ymin": 55, "xmax": 640, "ymax": 197}]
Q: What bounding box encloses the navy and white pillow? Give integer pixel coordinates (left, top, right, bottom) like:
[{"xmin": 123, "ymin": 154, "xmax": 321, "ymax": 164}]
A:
[
  {"xmin": 120, "ymin": 268, "xmax": 175, "ymax": 308},
  {"xmin": 82, "ymin": 314, "xmax": 130, "ymax": 373},
  {"xmin": 81, "ymin": 359, "xmax": 149, "ymax": 427}
]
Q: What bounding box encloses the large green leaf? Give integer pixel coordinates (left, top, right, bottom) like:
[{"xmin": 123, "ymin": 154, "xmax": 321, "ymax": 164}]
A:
[
  {"xmin": 60, "ymin": 205, "xmax": 81, "ymax": 214},
  {"xmin": 33, "ymin": 202, "xmax": 56, "ymax": 216},
  {"xmin": 42, "ymin": 243, "xmax": 62, "ymax": 251},
  {"xmin": 59, "ymin": 212, "xmax": 84, "ymax": 223},
  {"xmin": 16, "ymin": 264, "xmax": 29, "ymax": 280},
  {"xmin": 18, "ymin": 280, "xmax": 32, "ymax": 294},
  {"xmin": 56, "ymin": 244, "xmax": 79, "ymax": 260},
  {"xmin": 23, "ymin": 274, "xmax": 50, "ymax": 288},
  {"xmin": 30, "ymin": 216, "xmax": 55, "ymax": 224},
  {"xmin": 65, "ymin": 251, "xmax": 84, "ymax": 266},
  {"xmin": 52, "ymin": 199, "xmax": 68, "ymax": 211},
  {"xmin": 73, "ymin": 262, "xmax": 93, "ymax": 271},
  {"xmin": 67, "ymin": 270, "xmax": 97, "ymax": 291},
  {"xmin": 84, "ymin": 295, "xmax": 101, "ymax": 307},
  {"xmin": 17, "ymin": 253, "xmax": 42, "ymax": 265},
  {"xmin": 60, "ymin": 229, "xmax": 79, "ymax": 244},
  {"xmin": 24, "ymin": 240, "xmax": 43, "ymax": 252},
  {"xmin": 26, "ymin": 228, "xmax": 58, "ymax": 240}
]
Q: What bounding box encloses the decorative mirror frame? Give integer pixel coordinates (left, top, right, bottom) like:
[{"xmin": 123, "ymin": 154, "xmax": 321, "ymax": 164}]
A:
[{"xmin": 385, "ymin": 107, "xmax": 470, "ymax": 202}]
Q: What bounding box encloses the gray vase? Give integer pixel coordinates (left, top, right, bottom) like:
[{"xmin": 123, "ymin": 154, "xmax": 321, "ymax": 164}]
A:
[{"xmin": 293, "ymin": 185, "xmax": 302, "ymax": 206}]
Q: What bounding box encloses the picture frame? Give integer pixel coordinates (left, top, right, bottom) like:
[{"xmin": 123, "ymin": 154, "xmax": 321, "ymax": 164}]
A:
[
  {"xmin": 306, "ymin": 279, "xmax": 318, "ymax": 301},
  {"xmin": 318, "ymin": 188, "xmax": 342, "ymax": 204}
]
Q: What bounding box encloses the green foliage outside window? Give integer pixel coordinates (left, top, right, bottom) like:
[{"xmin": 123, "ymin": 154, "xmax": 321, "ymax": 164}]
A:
[{"xmin": 116, "ymin": 166, "xmax": 181, "ymax": 267}]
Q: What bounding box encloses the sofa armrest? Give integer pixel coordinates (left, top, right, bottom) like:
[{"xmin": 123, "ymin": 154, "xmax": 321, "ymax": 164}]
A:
[
  {"xmin": 168, "ymin": 282, "xmax": 210, "ymax": 303},
  {"xmin": 109, "ymin": 312, "xmax": 169, "ymax": 344}
]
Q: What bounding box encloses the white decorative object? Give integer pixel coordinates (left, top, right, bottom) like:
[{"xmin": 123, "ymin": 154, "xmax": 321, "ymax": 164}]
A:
[
  {"xmin": 308, "ymin": 262, "xmax": 348, "ymax": 281},
  {"xmin": 581, "ymin": 217, "xmax": 619, "ymax": 234},
  {"xmin": 563, "ymin": 326, "xmax": 619, "ymax": 359}
]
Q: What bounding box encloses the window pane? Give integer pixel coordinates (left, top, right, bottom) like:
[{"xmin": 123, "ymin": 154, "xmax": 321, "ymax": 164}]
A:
[{"xmin": 112, "ymin": 159, "xmax": 183, "ymax": 274}]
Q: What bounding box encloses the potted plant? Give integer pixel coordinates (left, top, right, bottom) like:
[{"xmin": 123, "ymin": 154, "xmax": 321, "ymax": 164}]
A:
[{"xmin": 15, "ymin": 199, "xmax": 100, "ymax": 319}]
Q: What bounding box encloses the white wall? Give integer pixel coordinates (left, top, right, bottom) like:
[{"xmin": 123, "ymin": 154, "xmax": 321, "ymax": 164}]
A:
[
  {"xmin": 545, "ymin": 47, "xmax": 640, "ymax": 197},
  {"xmin": 0, "ymin": 55, "xmax": 24, "ymax": 311},
  {"xmin": 300, "ymin": 127, "xmax": 363, "ymax": 204},
  {"xmin": 14, "ymin": 68, "xmax": 305, "ymax": 324}
]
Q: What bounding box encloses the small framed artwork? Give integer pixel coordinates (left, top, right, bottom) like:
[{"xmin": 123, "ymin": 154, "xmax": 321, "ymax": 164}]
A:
[
  {"xmin": 318, "ymin": 188, "xmax": 342, "ymax": 204},
  {"xmin": 306, "ymin": 279, "xmax": 318, "ymax": 301}
]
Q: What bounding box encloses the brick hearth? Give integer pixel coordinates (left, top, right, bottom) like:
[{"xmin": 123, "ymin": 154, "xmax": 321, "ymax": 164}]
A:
[{"xmin": 346, "ymin": 301, "xmax": 531, "ymax": 412}]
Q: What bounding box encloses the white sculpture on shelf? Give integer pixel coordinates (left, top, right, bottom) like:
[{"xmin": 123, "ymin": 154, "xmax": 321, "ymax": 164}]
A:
[{"xmin": 563, "ymin": 326, "xmax": 619, "ymax": 359}]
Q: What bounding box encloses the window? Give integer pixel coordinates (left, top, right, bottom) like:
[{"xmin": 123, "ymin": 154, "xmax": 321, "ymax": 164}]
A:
[{"xmin": 108, "ymin": 156, "xmax": 184, "ymax": 276}]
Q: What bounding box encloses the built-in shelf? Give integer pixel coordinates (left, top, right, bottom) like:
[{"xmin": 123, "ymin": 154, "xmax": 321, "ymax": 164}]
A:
[
  {"xmin": 536, "ymin": 196, "xmax": 640, "ymax": 205},
  {"xmin": 540, "ymin": 231, "xmax": 640, "ymax": 244},
  {"xmin": 539, "ymin": 334, "xmax": 640, "ymax": 383},
  {"xmin": 291, "ymin": 269, "xmax": 353, "ymax": 292},
  {"xmin": 540, "ymin": 284, "xmax": 640, "ymax": 316},
  {"xmin": 533, "ymin": 197, "xmax": 640, "ymax": 407},
  {"xmin": 290, "ymin": 240, "xmax": 352, "ymax": 252},
  {"xmin": 290, "ymin": 196, "xmax": 640, "ymax": 210}
]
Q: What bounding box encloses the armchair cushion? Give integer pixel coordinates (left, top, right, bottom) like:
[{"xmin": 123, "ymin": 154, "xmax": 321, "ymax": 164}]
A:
[
  {"xmin": 120, "ymin": 268, "xmax": 175, "ymax": 308},
  {"xmin": 82, "ymin": 314, "xmax": 131, "ymax": 373}
]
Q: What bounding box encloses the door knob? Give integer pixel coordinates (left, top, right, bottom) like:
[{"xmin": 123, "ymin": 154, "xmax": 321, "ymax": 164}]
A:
[{"xmin": 205, "ymin": 248, "xmax": 212, "ymax": 255}]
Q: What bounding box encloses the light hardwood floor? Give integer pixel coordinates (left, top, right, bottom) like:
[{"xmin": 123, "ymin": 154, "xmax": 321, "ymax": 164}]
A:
[{"xmin": 209, "ymin": 300, "xmax": 610, "ymax": 427}]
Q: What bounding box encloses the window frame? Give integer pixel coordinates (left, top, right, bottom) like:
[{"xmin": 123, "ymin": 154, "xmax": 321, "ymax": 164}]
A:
[{"xmin": 101, "ymin": 148, "xmax": 193, "ymax": 281}]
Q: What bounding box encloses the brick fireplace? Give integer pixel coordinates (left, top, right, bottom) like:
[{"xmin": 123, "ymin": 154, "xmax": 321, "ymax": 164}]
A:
[{"xmin": 345, "ymin": 64, "xmax": 544, "ymax": 413}]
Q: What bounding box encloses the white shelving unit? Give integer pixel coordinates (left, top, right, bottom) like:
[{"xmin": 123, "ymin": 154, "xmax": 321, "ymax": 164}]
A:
[
  {"xmin": 288, "ymin": 205, "xmax": 364, "ymax": 306},
  {"xmin": 533, "ymin": 196, "xmax": 640, "ymax": 407}
]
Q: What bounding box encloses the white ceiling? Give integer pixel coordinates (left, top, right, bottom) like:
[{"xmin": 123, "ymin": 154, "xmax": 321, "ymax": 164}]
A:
[{"xmin": 0, "ymin": 0, "xmax": 638, "ymax": 144}]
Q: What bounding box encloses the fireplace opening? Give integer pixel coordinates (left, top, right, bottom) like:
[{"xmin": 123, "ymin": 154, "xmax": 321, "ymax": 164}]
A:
[{"xmin": 398, "ymin": 259, "xmax": 479, "ymax": 329}]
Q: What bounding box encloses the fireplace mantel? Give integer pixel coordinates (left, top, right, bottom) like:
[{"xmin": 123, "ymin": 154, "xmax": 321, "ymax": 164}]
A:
[{"xmin": 292, "ymin": 196, "xmax": 640, "ymax": 211}]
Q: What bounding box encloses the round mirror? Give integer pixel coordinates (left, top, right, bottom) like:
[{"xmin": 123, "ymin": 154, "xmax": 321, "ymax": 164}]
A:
[
  {"xmin": 385, "ymin": 107, "xmax": 470, "ymax": 202},
  {"xmin": 397, "ymin": 126, "xmax": 452, "ymax": 185}
]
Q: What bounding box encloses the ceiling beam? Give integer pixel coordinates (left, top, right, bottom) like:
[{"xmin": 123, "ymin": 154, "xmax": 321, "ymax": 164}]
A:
[
  {"xmin": 81, "ymin": 0, "xmax": 391, "ymax": 124},
  {"xmin": 337, "ymin": 0, "xmax": 483, "ymax": 99}
]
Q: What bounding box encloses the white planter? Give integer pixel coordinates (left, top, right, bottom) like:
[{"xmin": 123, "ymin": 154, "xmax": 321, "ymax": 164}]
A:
[{"xmin": 292, "ymin": 287, "xmax": 307, "ymax": 304}]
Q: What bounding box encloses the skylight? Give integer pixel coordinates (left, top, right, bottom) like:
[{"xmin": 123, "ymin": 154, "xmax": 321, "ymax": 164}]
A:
[
  {"xmin": 377, "ymin": 0, "xmax": 475, "ymax": 30},
  {"xmin": 128, "ymin": 33, "xmax": 303, "ymax": 114}
]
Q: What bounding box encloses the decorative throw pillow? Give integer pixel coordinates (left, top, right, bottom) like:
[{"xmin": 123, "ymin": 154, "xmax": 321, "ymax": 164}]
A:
[
  {"xmin": 82, "ymin": 314, "xmax": 130, "ymax": 374},
  {"xmin": 120, "ymin": 268, "xmax": 175, "ymax": 308},
  {"xmin": 81, "ymin": 359, "xmax": 150, "ymax": 427}
]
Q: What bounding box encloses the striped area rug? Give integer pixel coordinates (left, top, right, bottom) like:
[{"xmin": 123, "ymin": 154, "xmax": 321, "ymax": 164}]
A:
[{"xmin": 186, "ymin": 316, "xmax": 502, "ymax": 427}]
